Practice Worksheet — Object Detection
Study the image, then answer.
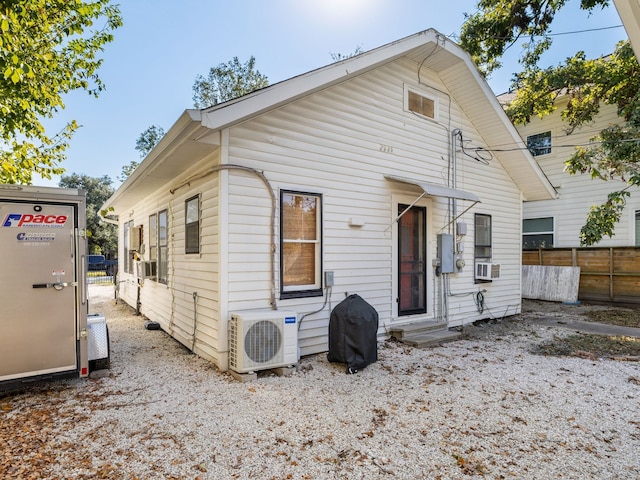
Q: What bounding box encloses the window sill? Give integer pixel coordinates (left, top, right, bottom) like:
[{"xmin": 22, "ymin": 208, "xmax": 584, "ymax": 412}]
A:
[{"xmin": 280, "ymin": 289, "xmax": 323, "ymax": 300}]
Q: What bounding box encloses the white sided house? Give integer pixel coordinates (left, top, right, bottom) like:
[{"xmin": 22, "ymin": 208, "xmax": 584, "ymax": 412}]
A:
[
  {"xmin": 103, "ymin": 30, "xmax": 555, "ymax": 373},
  {"xmin": 498, "ymin": 92, "xmax": 640, "ymax": 248}
]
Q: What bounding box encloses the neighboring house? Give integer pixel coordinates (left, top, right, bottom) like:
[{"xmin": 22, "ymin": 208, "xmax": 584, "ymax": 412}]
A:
[
  {"xmin": 498, "ymin": 92, "xmax": 640, "ymax": 248},
  {"xmin": 102, "ymin": 30, "xmax": 555, "ymax": 372},
  {"xmin": 614, "ymin": 0, "xmax": 640, "ymax": 62}
]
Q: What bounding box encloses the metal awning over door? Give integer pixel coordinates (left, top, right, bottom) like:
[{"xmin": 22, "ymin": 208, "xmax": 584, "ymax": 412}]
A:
[{"xmin": 384, "ymin": 174, "xmax": 481, "ymax": 229}]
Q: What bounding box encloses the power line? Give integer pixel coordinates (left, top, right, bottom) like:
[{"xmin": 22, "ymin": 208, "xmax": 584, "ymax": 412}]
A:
[
  {"xmin": 449, "ymin": 24, "xmax": 624, "ymax": 42},
  {"xmin": 544, "ymin": 25, "xmax": 623, "ymax": 37},
  {"xmin": 484, "ymin": 137, "xmax": 640, "ymax": 154}
]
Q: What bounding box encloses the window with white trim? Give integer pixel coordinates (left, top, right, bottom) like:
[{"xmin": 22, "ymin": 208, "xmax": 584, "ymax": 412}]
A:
[
  {"xmin": 527, "ymin": 131, "xmax": 552, "ymax": 156},
  {"xmin": 474, "ymin": 214, "xmax": 492, "ymax": 260},
  {"xmin": 185, "ymin": 195, "xmax": 200, "ymax": 254},
  {"xmin": 280, "ymin": 191, "xmax": 322, "ymax": 298},
  {"xmin": 158, "ymin": 209, "xmax": 168, "ymax": 284},
  {"xmin": 147, "ymin": 210, "xmax": 168, "ymax": 283},
  {"xmin": 124, "ymin": 220, "xmax": 133, "ymax": 274},
  {"xmin": 148, "ymin": 213, "xmax": 158, "ymax": 278},
  {"xmin": 523, "ymin": 217, "xmax": 554, "ymax": 248},
  {"xmin": 635, "ymin": 211, "xmax": 640, "ymax": 246}
]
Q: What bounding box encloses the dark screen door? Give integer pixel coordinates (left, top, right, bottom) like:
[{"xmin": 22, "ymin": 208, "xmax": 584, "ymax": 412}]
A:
[{"xmin": 398, "ymin": 205, "xmax": 426, "ymax": 315}]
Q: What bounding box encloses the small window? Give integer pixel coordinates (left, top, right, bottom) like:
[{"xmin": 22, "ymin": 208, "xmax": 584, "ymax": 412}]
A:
[
  {"xmin": 405, "ymin": 85, "xmax": 437, "ymax": 120},
  {"xmin": 158, "ymin": 209, "xmax": 168, "ymax": 284},
  {"xmin": 146, "ymin": 211, "xmax": 167, "ymax": 282},
  {"xmin": 148, "ymin": 214, "xmax": 158, "ymax": 279},
  {"xmin": 527, "ymin": 131, "xmax": 552, "ymax": 156},
  {"xmin": 474, "ymin": 214, "xmax": 492, "ymax": 259},
  {"xmin": 124, "ymin": 220, "xmax": 134, "ymax": 274},
  {"xmin": 280, "ymin": 191, "xmax": 322, "ymax": 298},
  {"xmin": 635, "ymin": 211, "xmax": 640, "ymax": 247},
  {"xmin": 523, "ymin": 217, "xmax": 554, "ymax": 249},
  {"xmin": 185, "ymin": 195, "xmax": 200, "ymax": 254}
]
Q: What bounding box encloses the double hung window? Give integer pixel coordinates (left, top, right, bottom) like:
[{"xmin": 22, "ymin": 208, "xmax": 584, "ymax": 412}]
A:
[
  {"xmin": 280, "ymin": 191, "xmax": 322, "ymax": 298},
  {"xmin": 148, "ymin": 210, "xmax": 168, "ymax": 283},
  {"xmin": 474, "ymin": 214, "xmax": 492, "ymax": 260},
  {"xmin": 185, "ymin": 195, "xmax": 200, "ymax": 254},
  {"xmin": 523, "ymin": 217, "xmax": 554, "ymax": 248}
]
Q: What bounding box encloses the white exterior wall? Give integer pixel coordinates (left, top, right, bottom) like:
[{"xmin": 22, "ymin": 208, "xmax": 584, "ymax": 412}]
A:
[
  {"xmin": 518, "ymin": 101, "xmax": 640, "ymax": 247},
  {"xmin": 116, "ymin": 154, "xmax": 226, "ymax": 368},
  {"xmin": 224, "ymin": 58, "xmax": 524, "ymax": 357},
  {"xmin": 114, "ymin": 57, "xmax": 533, "ymax": 369}
]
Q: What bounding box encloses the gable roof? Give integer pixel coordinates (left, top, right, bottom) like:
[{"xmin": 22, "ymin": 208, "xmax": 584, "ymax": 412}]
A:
[{"xmin": 104, "ymin": 29, "xmax": 556, "ymax": 213}]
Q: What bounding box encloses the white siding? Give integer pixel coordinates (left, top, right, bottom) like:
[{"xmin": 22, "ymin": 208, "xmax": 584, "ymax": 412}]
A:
[
  {"xmin": 114, "ymin": 56, "xmax": 533, "ymax": 370},
  {"xmin": 225, "ymin": 58, "xmax": 524, "ymax": 356},
  {"xmin": 519, "ymin": 102, "xmax": 640, "ymax": 247},
  {"xmin": 116, "ymin": 154, "xmax": 225, "ymax": 368}
]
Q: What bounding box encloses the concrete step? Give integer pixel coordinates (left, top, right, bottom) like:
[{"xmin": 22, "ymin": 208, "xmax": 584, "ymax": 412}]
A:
[
  {"xmin": 388, "ymin": 320, "xmax": 448, "ymax": 340},
  {"xmin": 398, "ymin": 329, "xmax": 462, "ymax": 348}
]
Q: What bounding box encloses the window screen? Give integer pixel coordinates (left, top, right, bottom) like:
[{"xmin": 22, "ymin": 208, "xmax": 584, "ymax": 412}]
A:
[
  {"xmin": 185, "ymin": 195, "xmax": 200, "ymax": 254},
  {"xmin": 281, "ymin": 191, "xmax": 322, "ymax": 297}
]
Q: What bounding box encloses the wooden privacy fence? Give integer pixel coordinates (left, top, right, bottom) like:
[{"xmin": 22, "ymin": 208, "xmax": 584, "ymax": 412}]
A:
[{"xmin": 523, "ymin": 247, "xmax": 640, "ymax": 304}]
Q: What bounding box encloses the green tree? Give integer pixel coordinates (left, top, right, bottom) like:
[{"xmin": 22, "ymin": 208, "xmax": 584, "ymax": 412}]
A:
[
  {"xmin": 460, "ymin": 0, "xmax": 609, "ymax": 77},
  {"xmin": 59, "ymin": 173, "xmax": 117, "ymax": 256},
  {"xmin": 135, "ymin": 124, "xmax": 165, "ymax": 158},
  {"xmin": 192, "ymin": 56, "xmax": 269, "ymax": 108},
  {"xmin": 119, "ymin": 161, "xmax": 138, "ymax": 182},
  {"xmin": 119, "ymin": 124, "xmax": 166, "ymax": 182},
  {"xmin": 0, "ymin": 1, "xmax": 122, "ymax": 184},
  {"xmin": 460, "ymin": 0, "xmax": 639, "ymax": 246}
]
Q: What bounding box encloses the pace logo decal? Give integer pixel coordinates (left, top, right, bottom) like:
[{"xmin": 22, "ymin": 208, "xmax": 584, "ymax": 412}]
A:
[{"xmin": 2, "ymin": 213, "xmax": 68, "ymax": 228}]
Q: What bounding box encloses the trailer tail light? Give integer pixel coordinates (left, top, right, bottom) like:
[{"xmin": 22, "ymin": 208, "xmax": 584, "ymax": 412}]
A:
[{"xmin": 81, "ymin": 367, "xmax": 88, "ymax": 376}]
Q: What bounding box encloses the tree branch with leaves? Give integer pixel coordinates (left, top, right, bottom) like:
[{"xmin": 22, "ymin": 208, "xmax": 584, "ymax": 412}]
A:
[
  {"xmin": 461, "ymin": 0, "xmax": 640, "ymax": 246},
  {"xmin": 0, "ymin": 0, "xmax": 122, "ymax": 184},
  {"xmin": 192, "ymin": 56, "xmax": 269, "ymax": 108}
]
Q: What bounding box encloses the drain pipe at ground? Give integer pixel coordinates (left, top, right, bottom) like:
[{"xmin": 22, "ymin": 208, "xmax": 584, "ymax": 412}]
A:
[{"xmin": 191, "ymin": 291, "xmax": 198, "ymax": 351}]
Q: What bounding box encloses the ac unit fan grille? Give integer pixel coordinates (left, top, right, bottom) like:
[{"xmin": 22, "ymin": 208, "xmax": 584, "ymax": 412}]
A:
[{"xmin": 245, "ymin": 320, "xmax": 282, "ymax": 364}]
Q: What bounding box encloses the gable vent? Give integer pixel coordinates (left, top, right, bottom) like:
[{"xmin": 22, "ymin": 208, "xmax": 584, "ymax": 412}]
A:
[{"xmin": 408, "ymin": 91, "xmax": 435, "ymax": 119}]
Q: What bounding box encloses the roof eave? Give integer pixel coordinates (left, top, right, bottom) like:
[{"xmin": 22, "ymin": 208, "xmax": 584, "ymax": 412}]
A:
[{"xmin": 102, "ymin": 109, "xmax": 211, "ymax": 213}]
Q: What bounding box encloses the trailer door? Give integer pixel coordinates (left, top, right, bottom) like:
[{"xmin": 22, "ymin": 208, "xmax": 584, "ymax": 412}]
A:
[{"xmin": 0, "ymin": 201, "xmax": 79, "ymax": 382}]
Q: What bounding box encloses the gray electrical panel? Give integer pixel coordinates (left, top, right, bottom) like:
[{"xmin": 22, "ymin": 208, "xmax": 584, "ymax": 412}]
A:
[{"xmin": 437, "ymin": 233, "xmax": 455, "ymax": 273}]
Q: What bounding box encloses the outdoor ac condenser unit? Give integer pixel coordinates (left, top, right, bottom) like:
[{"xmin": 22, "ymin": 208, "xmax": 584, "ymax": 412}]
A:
[
  {"xmin": 475, "ymin": 262, "xmax": 500, "ymax": 281},
  {"xmin": 229, "ymin": 310, "xmax": 298, "ymax": 373}
]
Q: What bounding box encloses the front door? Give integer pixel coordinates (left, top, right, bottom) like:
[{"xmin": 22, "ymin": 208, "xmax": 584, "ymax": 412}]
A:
[
  {"xmin": 398, "ymin": 204, "xmax": 426, "ymax": 316},
  {"xmin": 0, "ymin": 200, "xmax": 79, "ymax": 382}
]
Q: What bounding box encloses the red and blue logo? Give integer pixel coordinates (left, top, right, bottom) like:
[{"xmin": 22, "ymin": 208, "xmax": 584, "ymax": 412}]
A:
[{"xmin": 2, "ymin": 213, "xmax": 68, "ymax": 228}]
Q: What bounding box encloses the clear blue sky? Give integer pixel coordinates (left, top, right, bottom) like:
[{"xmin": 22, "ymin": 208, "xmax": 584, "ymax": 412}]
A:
[{"xmin": 37, "ymin": 0, "xmax": 626, "ymax": 187}]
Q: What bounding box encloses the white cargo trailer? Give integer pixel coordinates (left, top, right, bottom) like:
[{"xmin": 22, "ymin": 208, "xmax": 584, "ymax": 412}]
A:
[{"xmin": 0, "ymin": 184, "xmax": 109, "ymax": 391}]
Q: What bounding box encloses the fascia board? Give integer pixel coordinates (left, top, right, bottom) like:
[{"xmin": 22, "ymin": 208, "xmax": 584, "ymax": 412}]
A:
[{"xmin": 200, "ymin": 30, "xmax": 448, "ymax": 131}]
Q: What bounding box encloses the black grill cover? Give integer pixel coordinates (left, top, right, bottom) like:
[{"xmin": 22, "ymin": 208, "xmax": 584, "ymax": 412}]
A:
[{"xmin": 327, "ymin": 294, "xmax": 379, "ymax": 373}]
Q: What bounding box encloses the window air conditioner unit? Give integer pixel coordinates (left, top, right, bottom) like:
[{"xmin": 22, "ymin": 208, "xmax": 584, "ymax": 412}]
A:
[
  {"xmin": 139, "ymin": 260, "xmax": 156, "ymax": 279},
  {"xmin": 229, "ymin": 310, "xmax": 298, "ymax": 373},
  {"xmin": 475, "ymin": 262, "xmax": 500, "ymax": 281}
]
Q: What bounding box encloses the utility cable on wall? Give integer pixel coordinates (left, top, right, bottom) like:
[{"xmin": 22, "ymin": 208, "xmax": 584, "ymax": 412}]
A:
[{"xmin": 169, "ymin": 164, "xmax": 278, "ymax": 310}]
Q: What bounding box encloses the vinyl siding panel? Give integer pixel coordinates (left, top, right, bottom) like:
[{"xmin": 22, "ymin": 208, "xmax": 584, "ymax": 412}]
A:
[
  {"xmin": 225, "ymin": 58, "xmax": 524, "ymax": 355},
  {"xmin": 106, "ymin": 36, "xmax": 546, "ymax": 373},
  {"xmin": 115, "ymin": 155, "xmax": 225, "ymax": 368},
  {"xmin": 518, "ymin": 102, "xmax": 640, "ymax": 247}
]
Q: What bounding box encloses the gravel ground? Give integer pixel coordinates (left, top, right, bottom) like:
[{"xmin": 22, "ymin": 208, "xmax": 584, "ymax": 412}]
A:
[{"xmin": 1, "ymin": 285, "xmax": 640, "ymax": 480}]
